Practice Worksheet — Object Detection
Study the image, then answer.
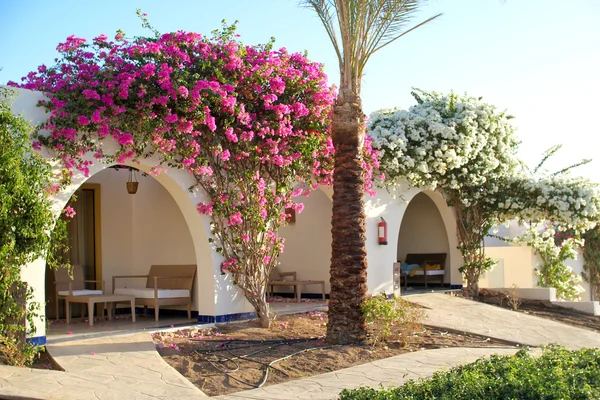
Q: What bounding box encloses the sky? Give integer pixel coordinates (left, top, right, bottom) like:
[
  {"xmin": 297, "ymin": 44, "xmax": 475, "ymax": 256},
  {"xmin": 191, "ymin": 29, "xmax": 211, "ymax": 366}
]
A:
[{"xmin": 1, "ymin": 0, "xmax": 599, "ymax": 181}]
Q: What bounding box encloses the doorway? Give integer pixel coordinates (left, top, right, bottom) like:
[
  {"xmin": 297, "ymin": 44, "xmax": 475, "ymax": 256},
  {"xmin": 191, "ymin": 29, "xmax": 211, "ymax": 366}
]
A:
[{"xmin": 45, "ymin": 184, "xmax": 102, "ymax": 319}]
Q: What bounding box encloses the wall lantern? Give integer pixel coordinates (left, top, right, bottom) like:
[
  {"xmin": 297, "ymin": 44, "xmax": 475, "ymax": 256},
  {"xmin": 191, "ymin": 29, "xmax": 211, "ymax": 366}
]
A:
[{"xmin": 126, "ymin": 168, "xmax": 139, "ymax": 195}]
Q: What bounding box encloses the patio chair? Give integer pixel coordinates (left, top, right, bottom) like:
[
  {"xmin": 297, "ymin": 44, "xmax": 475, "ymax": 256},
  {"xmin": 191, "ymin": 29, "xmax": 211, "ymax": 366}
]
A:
[
  {"xmin": 53, "ymin": 264, "xmax": 104, "ymax": 320},
  {"xmin": 268, "ymin": 267, "xmax": 326, "ymax": 302}
]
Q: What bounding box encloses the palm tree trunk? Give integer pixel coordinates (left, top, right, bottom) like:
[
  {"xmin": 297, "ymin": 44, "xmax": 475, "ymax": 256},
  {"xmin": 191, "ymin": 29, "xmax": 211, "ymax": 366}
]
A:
[{"xmin": 326, "ymin": 88, "xmax": 368, "ymax": 345}]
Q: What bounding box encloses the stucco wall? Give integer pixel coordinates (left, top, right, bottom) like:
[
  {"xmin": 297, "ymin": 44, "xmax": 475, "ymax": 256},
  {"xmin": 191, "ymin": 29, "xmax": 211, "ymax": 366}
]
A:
[
  {"xmin": 278, "ymin": 189, "xmax": 332, "ymax": 293},
  {"xmin": 481, "ymin": 246, "xmax": 535, "ymax": 288},
  {"xmin": 364, "ymin": 187, "xmax": 462, "ymax": 292}
]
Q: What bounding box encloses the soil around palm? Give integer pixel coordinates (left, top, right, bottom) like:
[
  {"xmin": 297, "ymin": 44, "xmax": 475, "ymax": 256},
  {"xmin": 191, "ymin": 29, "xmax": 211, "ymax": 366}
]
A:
[{"xmin": 152, "ymin": 309, "xmax": 519, "ymax": 397}]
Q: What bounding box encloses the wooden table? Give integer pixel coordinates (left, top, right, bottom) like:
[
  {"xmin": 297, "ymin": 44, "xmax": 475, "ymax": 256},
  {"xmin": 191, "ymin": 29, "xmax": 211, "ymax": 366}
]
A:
[{"xmin": 65, "ymin": 294, "xmax": 136, "ymax": 327}]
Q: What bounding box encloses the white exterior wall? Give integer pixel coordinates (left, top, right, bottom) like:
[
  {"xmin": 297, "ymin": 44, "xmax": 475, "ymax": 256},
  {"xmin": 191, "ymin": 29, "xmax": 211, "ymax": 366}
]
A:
[
  {"xmin": 482, "ymin": 246, "xmax": 535, "ymax": 289},
  {"xmin": 279, "ymin": 188, "xmax": 332, "ymax": 293},
  {"xmin": 364, "ymin": 187, "xmax": 463, "ymax": 292},
  {"xmin": 10, "ymin": 87, "xmax": 464, "ymax": 340}
]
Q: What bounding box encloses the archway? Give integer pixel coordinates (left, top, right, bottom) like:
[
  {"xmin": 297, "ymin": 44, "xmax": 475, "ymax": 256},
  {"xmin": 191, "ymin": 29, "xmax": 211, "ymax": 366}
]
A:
[
  {"xmin": 45, "ymin": 165, "xmax": 203, "ymax": 321},
  {"xmin": 397, "ymin": 191, "xmax": 452, "ymax": 286}
]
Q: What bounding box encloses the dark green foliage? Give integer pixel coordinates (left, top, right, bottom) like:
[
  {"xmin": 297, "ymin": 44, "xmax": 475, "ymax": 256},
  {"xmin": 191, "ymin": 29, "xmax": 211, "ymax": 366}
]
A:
[
  {"xmin": 0, "ymin": 87, "xmax": 55, "ymax": 365},
  {"xmin": 339, "ymin": 345, "xmax": 600, "ymax": 400}
]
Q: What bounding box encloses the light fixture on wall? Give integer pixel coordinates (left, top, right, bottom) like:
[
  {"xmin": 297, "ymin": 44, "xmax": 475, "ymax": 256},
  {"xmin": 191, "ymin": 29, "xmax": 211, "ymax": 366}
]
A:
[{"xmin": 126, "ymin": 168, "xmax": 139, "ymax": 194}]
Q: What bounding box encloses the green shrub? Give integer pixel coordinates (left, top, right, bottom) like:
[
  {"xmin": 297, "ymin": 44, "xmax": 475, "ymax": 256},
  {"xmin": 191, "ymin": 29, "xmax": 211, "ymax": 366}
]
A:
[
  {"xmin": 339, "ymin": 345, "xmax": 600, "ymax": 399},
  {"xmin": 0, "ymin": 88, "xmax": 57, "ymax": 366},
  {"xmin": 361, "ymin": 293, "xmax": 423, "ymax": 345}
]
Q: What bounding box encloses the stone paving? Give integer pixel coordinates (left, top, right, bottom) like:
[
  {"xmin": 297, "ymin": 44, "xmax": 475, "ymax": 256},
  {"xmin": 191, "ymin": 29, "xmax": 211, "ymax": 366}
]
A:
[
  {"xmin": 406, "ymin": 293, "xmax": 600, "ymax": 349},
  {"xmin": 0, "ymin": 332, "xmax": 205, "ymax": 400},
  {"xmin": 213, "ymin": 347, "xmax": 520, "ymax": 400},
  {"xmin": 0, "ymin": 293, "xmax": 599, "ymax": 399}
]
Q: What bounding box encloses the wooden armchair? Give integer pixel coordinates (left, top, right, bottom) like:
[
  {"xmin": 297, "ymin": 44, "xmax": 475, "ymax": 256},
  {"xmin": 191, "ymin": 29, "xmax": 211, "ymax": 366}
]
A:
[{"xmin": 53, "ymin": 264, "xmax": 104, "ymax": 320}]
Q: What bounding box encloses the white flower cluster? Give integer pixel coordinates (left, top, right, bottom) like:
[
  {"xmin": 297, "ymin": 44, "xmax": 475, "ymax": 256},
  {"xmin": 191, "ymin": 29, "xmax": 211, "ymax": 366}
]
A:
[
  {"xmin": 499, "ymin": 174, "xmax": 600, "ymax": 232},
  {"xmin": 369, "ymin": 90, "xmax": 600, "ymax": 231},
  {"xmin": 369, "ymin": 90, "xmax": 520, "ymax": 198}
]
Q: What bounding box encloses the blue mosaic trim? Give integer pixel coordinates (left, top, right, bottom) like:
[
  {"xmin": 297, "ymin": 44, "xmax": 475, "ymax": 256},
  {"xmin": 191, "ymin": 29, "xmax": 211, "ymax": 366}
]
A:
[
  {"xmin": 450, "ymin": 284, "xmax": 463, "ymax": 289},
  {"xmin": 26, "ymin": 336, "xmax": 46, "ymax": 346},
  {"xmin": 197, "ymin": 311, "xmax": 257, "ymax": 324}
]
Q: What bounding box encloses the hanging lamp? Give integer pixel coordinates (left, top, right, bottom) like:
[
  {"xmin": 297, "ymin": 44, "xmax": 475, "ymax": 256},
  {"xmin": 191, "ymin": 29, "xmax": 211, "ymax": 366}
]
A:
[{"xmin": 126, "ymin": 168, "xmax": 138, "ymax": 194}]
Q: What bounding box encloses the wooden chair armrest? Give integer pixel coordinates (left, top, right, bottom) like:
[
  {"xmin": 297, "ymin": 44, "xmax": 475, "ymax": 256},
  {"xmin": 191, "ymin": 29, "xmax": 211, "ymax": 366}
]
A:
[
  {"xmin": 84, "ymin": 279, "xmax": 104, "ymax": 291},
  {"xmin": 153, "ymin": 275, "xmax": 193, "ymax": 280},
  {"xmin": 112, "ymin": 275, "xmax": 149, "ymax": 279}
]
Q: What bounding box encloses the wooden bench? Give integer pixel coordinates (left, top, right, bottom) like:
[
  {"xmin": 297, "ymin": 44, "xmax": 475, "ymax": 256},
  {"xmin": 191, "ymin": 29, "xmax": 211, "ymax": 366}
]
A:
[
  {"xmin": 401, "ymin": 253, "xmax": 447, "ymax": 288},
  {"xmin": 113, "ymin": 264, "xmax": 196, "ymax": 321}
]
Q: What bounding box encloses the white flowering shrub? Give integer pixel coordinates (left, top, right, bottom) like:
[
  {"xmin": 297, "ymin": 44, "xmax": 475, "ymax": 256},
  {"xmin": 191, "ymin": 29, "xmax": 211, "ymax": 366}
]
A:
[
  {"xmin": 370, "ymin": 90, "xmax": 600, "ymax": 297},
  {"xmin": 515, "ymin": 226, "xmax": 584, "ymax": 300}
]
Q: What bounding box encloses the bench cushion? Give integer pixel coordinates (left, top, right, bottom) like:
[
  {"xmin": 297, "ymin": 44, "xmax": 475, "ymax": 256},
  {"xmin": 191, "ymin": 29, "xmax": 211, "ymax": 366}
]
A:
[
  {"xmin": 114, "ymin": 287, "xmax": 190, "ymax": 299},
  {"xmin": 58, "ymin": 289, "xmax": 103, "ymax": 296},
  {"xmin": 410, "ymin": 270, "xmax": 445, "ymax": 276}
]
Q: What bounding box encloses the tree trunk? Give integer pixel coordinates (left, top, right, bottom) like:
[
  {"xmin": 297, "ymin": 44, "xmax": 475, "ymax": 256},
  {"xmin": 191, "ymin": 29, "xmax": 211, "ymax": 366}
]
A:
[
  {"xmin": 326, "ymin": 88, "xmax": 368, "ymax": 345},
  {"xmin": 464, "ymin": 266, "xmax": 480, "ymax": 298},
  {"xmin": 250, "ymin": 293, "xmax": 272, "ymax": 328}
]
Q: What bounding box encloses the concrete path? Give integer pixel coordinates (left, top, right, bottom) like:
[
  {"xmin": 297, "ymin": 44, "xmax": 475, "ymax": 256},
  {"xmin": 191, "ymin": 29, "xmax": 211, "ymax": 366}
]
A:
[
  {"xmin": 0, "ymin": 332, "xmax": 205, "ymax": 400},
  {"xmin": 1, "ymin": 293, "xmax": 599, "ymax": 399},
  {"xmin": 213, "ymin": 347, "xmax": 520, "ymax": 400},
  {"xmin": 406, "ymin": 293, "xmax": 600, "ymax": 349}
]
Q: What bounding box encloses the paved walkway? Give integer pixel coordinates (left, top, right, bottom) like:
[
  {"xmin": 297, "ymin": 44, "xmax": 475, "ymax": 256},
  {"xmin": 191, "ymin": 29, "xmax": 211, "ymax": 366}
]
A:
[
  {"xmin": 213, "ymin": 347, "xmax": 520, "ymax": 400},
  {"xmin": 0, "ymin": 332, "xmax": 205, "ymax": 400},
  {"xmin": 1, "ymin": 294, "xmax": 599, "ymax": 399},
  {"xmin": 406, "ymin": 293, "xmax": 600, "ymax": 349}
]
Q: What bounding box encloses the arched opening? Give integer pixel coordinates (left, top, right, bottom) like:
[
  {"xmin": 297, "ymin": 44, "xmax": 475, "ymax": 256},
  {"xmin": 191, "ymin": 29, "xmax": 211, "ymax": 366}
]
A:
[
  {"xmin": 45, "ymin": 165, "xmax": 200, "ymax": 323},
  {"xmin": 397, "ymin": 192, "xmax": 451, "ymax": 287}
]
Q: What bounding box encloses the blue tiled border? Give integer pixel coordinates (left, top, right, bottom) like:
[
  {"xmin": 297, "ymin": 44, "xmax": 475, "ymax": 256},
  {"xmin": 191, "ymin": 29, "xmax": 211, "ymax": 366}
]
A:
[
  {"xmin": 198, "ymin": 311, "xmax": 257, "ymax": 324},
  {"xmin": 26, "ymin": 336, "xmax": 46, "ymax": 346},
  {"xmin": 450, "ymin": 284, "xmax": 463, "ymax": 290}
]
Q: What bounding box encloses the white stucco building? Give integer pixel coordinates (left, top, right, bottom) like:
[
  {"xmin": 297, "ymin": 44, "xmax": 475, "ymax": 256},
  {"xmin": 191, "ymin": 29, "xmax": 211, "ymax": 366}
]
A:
[{"xmin": 11, "ymin": 87, "xmax": 587, "ymax": 345}]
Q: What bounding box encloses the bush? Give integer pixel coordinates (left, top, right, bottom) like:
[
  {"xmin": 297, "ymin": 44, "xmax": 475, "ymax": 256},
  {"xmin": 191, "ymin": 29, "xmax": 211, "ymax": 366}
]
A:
[
  {"xmin": 361, "ymin": 294, "xmax": 423, "ymax": 345},
  {"xmin": 339, "ymin": 345, "xmax": 600, "ymax": 399},
  {"xmin": 0, "ymin": 87, "xmax": 56, "ymax": 365}
]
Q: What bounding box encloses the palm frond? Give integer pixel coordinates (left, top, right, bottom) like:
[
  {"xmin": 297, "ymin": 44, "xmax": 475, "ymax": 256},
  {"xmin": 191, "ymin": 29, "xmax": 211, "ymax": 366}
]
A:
[
  {"xmin": 302, "ymin": 0, "xmax": 441, "ymax": 92},
  {"xmin": 300, "ymin": 0, "xmax": 343, "ymax": 66}
]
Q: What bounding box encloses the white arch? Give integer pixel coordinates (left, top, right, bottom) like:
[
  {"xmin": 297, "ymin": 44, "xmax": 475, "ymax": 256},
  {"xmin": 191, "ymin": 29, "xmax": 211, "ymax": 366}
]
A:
[{"xmin": 364, "ymin": 184, "xmax": 463, "ymax": 294}]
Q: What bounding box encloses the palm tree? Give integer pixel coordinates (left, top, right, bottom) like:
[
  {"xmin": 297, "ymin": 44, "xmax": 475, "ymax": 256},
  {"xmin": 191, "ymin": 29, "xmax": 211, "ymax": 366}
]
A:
[{"xmin": 300, "ymin": 0, "xmax": 441, "ymax": 344}]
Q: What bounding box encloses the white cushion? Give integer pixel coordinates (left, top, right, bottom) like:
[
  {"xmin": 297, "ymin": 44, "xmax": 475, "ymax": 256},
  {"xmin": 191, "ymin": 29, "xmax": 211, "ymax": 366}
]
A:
[
  {"xmin": 411, "ymin": 270, "xmax": 445, "ymax": 276},
  {"xmin": 114, "ymin": 287, "xmax": 190, "ymax": 299},
  {"xmin": 58, "ymin": 289, "xmax": 103, "ymax": 296}
]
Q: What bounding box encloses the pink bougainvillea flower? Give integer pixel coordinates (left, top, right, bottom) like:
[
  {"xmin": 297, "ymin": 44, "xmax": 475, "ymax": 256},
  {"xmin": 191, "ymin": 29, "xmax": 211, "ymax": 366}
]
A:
[
  {"xmin": 165, "ymin": 114, "xmax": 178, "ymax": 123},
  {"xmin": 78, "ymin": 115, "xmax": 89, "ymax": 126},
  {"xmin": 63, "ymin": 206, "xmax": 76, "ymax": 218}
]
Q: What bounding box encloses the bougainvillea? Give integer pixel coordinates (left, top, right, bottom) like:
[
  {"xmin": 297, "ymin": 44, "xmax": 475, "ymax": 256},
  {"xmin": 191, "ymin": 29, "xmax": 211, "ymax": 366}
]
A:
[
  {"xmin": 11, "ymin": 20, "xmax": 378, "ymax": 327},
  {"xmin": 369, "ymin": 90, "xmax": 600, "ymax": 297}
]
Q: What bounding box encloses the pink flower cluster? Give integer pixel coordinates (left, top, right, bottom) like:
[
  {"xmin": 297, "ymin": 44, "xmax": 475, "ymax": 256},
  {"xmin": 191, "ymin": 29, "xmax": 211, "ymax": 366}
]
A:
[{"xmin": 12, "ymin": 25, "xmax": 379, "ymax": 298}]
